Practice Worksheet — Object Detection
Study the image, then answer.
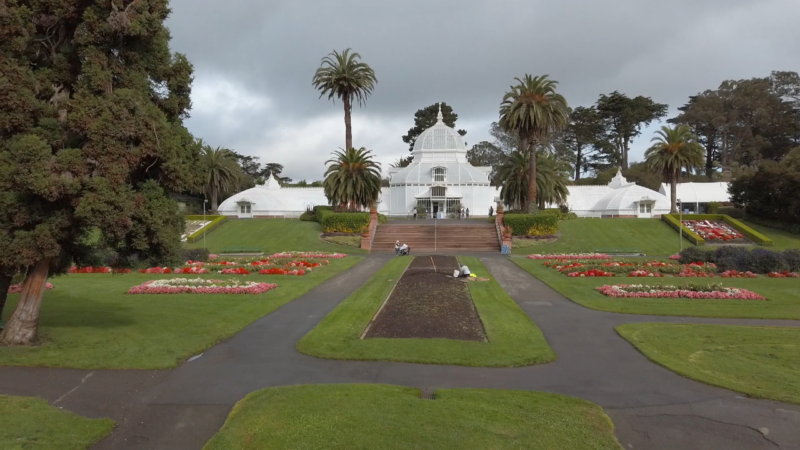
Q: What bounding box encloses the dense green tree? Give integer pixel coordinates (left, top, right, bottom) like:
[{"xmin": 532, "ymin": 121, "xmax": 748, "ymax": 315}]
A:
[
  {"xmin": 730, "ymin": 148, "xmax": 800, "ymax": 226},
  {"xmin": 312, "ymin": 49, "xmax": 377, "ymax": 151},
  {"xmin": 499, "ymin": 74, "xmax": 569, "ymax": 212},
  {"xmin": 563, "ymin": 106, "xmax": 607, "ymax": 181},
  {"xmin": 497, "ymin": 152, "xmax": 570, "ymax": 210},
  {"xmin": 229, "ymin": 151, "xmax": 262, "ymax": 189},
  {"xmin": 202, "ymin": 146, "xmax": 242, "ymax": 214},
  {"xmin": 323, "ymin": 147, "xmax": 382, "ymax": 210},
  {"xmin": 596, "ymin": 91, "xmax": 668, "ymax": 170},
  {"xmin": 402, "ymin": 103, "xmax": 466, "ymax": 152},
  {"xmin": 466, "ymin": 141, "xmax": 505, "ymax": 185},
  {"xmin": 0, "ymin": 0, "xmax": 201, "ymax": 345},
  {"xmin": 261, "ymin": 163, "xmax": 284, "ymax": 179},
  {"xmin": 645, "ymin": 125, "xmax": 705, "ymax": 213},
  {"xmin": 668, "ymin": 91, "xmax": 724, "ymax": 178},
  {"xmin": 390, "ymin": 156, "xmax": 413, "ymax": 168}
]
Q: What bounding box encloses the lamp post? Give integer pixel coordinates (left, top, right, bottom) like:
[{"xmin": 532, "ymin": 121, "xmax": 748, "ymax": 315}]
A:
[
  {"xmin": 678, "ymin": 198, "xmax": 682, "ymax": 252},
  {"xmin": 203, "ymin": 199, "xmax": 208, "ymax": 250}
]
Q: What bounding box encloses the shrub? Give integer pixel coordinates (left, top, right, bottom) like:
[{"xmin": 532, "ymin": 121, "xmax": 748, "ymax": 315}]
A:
[
  {"xmin": 745, "ymin": 215, "xmax": 800, "ymax": 235},
  {"xmin": 299, "ymin": 212, "xmax": 313, "ymax": 221},
  {"xmin": 185, "ymin": 215, "xmax": 227, "ymax": 243},
  {"xmin": 678, "ymin": 246, "xmax": 712, "ymax": 265},
  {"xmin": 706, "ymin": 202, "xmax": 721, "ymax": 214},
  {"xmin": 718, "ymin": 206, "xmax": 744, "ymax": 219},
  {"xmin": 313, "ymin": 205, "xmax": 333, "ymax": 223},
  {"xmin": 562, "ymin": 212, "xmax": 578, "ymax": 220},
  {"xmin": 742, "ymin": 249, "xmax": 788, "ymax": 274},
  {"xmin": 503, "ymin": 214, "xmax": 558, "ymax": 236},
  {"xmin": 540, "ymin": 208, "xmax": 563, "ymax": 220},
  {"xmin": 321, "ymin": 212, "xmax": 370, "ymax": 233},
  {"xmin": 783, "ymin": 250, "xmax": 800, "ymax": 272},
  {"xmin": 559, "ymin": 204, "xmax": 570, "ymax": 215},
  {"xmin": 183, "ymin": 248, "xmax": 210, "ymax": 262},
  {"xmin": 710, "ymin": 246, "xmax": 750, "ymax": 272},
  {"xmin": 378, "ymin": 213, "xmax": 388, "ymax": 224}
]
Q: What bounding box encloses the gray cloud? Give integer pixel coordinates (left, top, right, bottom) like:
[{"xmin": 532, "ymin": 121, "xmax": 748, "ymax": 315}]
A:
[{"xmin": 165, "ymin": 0, "xmax": 800, "ymax": 181}]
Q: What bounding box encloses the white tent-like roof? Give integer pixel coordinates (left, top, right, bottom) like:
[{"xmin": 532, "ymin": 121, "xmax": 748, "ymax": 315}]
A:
[{"xmin": 659, "ymin": 182, "xmax": 730, "ymax": 204}]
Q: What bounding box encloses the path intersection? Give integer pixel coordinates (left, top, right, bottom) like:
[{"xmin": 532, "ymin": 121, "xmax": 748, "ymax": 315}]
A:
[{"xmin": 1, "ymin": 255, "xmax": 798, "ymax": 449}]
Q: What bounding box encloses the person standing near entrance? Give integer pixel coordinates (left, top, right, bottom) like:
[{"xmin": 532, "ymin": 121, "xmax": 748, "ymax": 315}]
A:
[
  {"xmin": 466, "ymin": 208, "xmax": 470, "ymax": 219},
  {"xmin": 489, "ymin": 206, "xmax": 494, "ymax": 217},
  {"xmin": 412, "ymin": 207, "xmax": 417, "ymax": 220}
]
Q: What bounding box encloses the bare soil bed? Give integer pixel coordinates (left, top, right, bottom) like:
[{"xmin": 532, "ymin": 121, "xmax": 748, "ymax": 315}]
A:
[{"xmin": 364, "ymin": 256, "xmax": 487, "ymax": 341}]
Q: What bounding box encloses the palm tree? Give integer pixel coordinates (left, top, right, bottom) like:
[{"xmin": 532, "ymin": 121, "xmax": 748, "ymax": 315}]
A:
[
  {"xmin": 202, "ymin": 145, "xmax": 242, "ymax": 214},
  {"xmin": 497, "ymin": 151, "xmax": 571, "ymax": 210},
  {"xmin": 323, "ymin": 147, "xmax": 382, "ymax": 210},
  {"xmin": 312, "ymin": 49, "xmax": 378, "ymax": 151},
  {"xmin": 499, "ymin": 74, "xmax": 569, "ymax": 212},
  {"xmin": 645, "ymin": 125, "xmax": 705, "ymax": 213}
]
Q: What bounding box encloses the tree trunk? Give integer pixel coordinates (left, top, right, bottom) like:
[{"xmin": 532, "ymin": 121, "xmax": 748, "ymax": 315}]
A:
[
  {"xmin": 0, "ymin": 259, "xmax": 50, "ymax": 346},
  {"xmin": 211, "ymin": 186, "xmax": 218, "ymax": 214},
  {"xmin": 0, "ymin": 273, "xmax": 12, "ymax": 323},
  {"xmin": 574, "ymin": 143, "xmax": 583, "ymax": 181},
  {"xmin": 344, "ymin": 95, "xmax": 352, "ymax": 150},
  {"xmin": 670, "ymin": 169, "xmax": 678, "ymax": 214},
  {"xmin": 526, "ymin": 137, "xmax": 538, "ymax": 213},
  {"xmin": 622, "ymin": 136, "xmax": 630, "ymax": 169}
]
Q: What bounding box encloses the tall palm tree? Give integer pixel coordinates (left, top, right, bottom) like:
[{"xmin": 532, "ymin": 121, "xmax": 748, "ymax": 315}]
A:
[
  {"xmin": 497, "ymin": 151, "xmax": 571, "ymax": 210},
  {"xmin": 645, "ymin": 125, "xmax": 705, "ymax": 213},
  {"xmin": 323, "ymin": 147, "xmax": 382, "ymax": 210},
  {"xmin": 202, "ymin": 145, "xmax": 242, "ymax": 214},
  {"xmin": 499, "ymin": 74, "xmax": 569, "ymax": 212},
  {"xmin": 312, "ymin": 49, "xmax": 378, "ymax": 151}
]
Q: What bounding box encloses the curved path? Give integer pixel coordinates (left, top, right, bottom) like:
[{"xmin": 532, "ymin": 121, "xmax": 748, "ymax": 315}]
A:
[{"xmin": 1, "ymin": 256, "xmax": 799, "ymax": 449}]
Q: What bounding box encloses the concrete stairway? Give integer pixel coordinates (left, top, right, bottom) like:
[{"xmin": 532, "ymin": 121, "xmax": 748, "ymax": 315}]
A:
[{"xmin": 372, "ymin": 222, "xmax": 500, "ymax": 253}]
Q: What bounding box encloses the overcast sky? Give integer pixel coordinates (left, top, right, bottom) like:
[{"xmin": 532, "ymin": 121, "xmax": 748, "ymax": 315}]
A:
[{"xmin": 165, "ymin": 0, "xmax": 800, "ymax": 181}]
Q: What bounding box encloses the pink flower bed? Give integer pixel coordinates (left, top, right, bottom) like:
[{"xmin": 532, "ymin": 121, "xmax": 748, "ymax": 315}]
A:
[
  {"xmin": 669, "ymin": 254, "xmax": 681, "ymax": 260},
  {"xmin": 208, "ymin": 254, "xmax": 219, "ymax": 260},
  {"xmin": 628, "ymin": 270, "xmax": 664, "ymax": 278},
  {"xmin": 677, "ymin": 268, "xmax": 715, "ymax": 278},
  {"xmin": 127, "ymin": 278, "xmax": 277, "ymax": 295},
  {"xmin": 596, "ymin": 284, "xmax": 765, "ymax": 300},
  {"xmin": 8, "ymin": 283, "xmax": 54, "ymax": 294},
  {"xmin": 720, "ymin": 270, "xmax": 758, "ymax": 278},
  {"xmin": 528, "ymin": 253, "xmax": 611, "ymax": 260},
  {"xmin": 767, "ymin": 271, "xmax": 800, "ymax": 278},
  {"xmin": 567, "ymin": 269, "xmax": 615, "ymax": 277},
  {"xmin": 267, "ymin": 252, "xmax": 345, "ymax": 259}
]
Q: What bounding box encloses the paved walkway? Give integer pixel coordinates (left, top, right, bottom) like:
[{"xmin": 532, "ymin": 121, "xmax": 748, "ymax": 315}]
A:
[{"xmin": 1, "ymin": 256, "xmax": 799, "ymax": 449}]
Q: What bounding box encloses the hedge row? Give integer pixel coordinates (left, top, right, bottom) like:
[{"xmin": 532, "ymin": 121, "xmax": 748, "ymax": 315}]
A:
[
  {"xmin": 661, "ymin": 214, "xmax": 704, "ymax": 245},
  {"xmin": 185, "ymin": 215, "xmax": 227, "ymax": 243},
  {"xmin": 503, "ymin": 214, "xmax": 558, "ymax": 236},
  {"xmin": 321, "ymin": 212, "xmax": 371, "ymax": 233},
  {"xmin": 745, "ymin": 215, "xmax": 800, "ymax": 235},
  {"xmin": 679, "ymin": 246, "xmax": 800, "ymax": 274}
]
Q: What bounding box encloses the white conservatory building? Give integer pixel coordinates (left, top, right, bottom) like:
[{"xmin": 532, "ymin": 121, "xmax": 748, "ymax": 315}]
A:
[{"xmin": 386, "ymin": 106, "xmax": 494, "ymax": 218}]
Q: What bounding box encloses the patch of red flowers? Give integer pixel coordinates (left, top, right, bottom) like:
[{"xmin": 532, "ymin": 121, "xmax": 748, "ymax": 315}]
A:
[
  {"xmin": 628, "ymin": 270, "xmax": 664, "ymax": 277},
  {"xmin": 259, "ymin": 268, "xmax": 306, "ymax": 276},
  {"xmin": 138, "ymin": 267, "xmax": 173, "ymax": 274},
  {"xmin": 8, "ymin": 282, "xmax": 54, "ymax": 293},
  {"xmin": 221, "ymin": 268, "xmax": 251, "ymax": 275},
  {"xmin": 567, "ymin": 269, "xmax": 615, "ymax": 277},
  {"xmin": 677, "ymin": 268, "xmax": 715, "ymax": 278},
  {"xmin": 767, "ymin": 271, "xmax": 800, "ymax": 278},
  {"xmin": 720, "ymin": 270, "xmax": 758, "ymax": 278}
]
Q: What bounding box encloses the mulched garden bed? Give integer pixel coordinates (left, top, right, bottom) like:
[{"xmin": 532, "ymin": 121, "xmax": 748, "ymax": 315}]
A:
[{"xmin": 364, "ymin": 256, "xmax": 487, "ymax": 341}]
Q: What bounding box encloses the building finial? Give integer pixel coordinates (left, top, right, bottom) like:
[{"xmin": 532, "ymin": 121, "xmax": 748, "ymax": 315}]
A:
[{"xmin": 436, "ymin": 102, "xmax": 443, "ymax": 123}]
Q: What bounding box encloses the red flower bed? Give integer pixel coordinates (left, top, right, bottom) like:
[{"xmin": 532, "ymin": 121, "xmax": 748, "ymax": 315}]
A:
[
  {"xmin": 767, "ymin": 271, "xmax": 800, "ymax": 278},
  {"xmin": 682, "ymin": 220, "xmax": 745, "ymax": 242},
  {"xmin": 8, "ymin": 283, "xmax": 54, "ymax": 294},
  {"xmin": 174, "ymin": 267, "xmax": 210, "ymax": 274},
  {"xmin": 267, "ymin": 252, "xmax": 345, "ymax": 259},
  {"xmin": 127, "ymin": 278, "xmax": 277, "ymax": 295},
  {"xmin": 669, "ymin": 254, "xmax": 681, "ymax": 260},
  {"xmin": 720, "ymin": 270, "xmax": 758, "ymax": 278},
  {"xmin": 528, "ymin": 253, "xmax": 611, "ymax": 260},
  {"xmin": 221, "ymin": 268, "xmax": 251, "ymax": 275},
  {"xmin": 601, "ymin": 262, "xmax": 636, "ymax": 267},
  {"xmin": 259, "ymin": 268, "xmax": 306, "ymax": 276},
  {"xmin": 567, "ymin": 269, "xmax": 615, "ymax": 277},
  {"xmin": 138, "ymin": 267, "xmax": 173, "ymax": 274},
  {"xmin": 676, "ymin": 268, "xmax": 715, "ymax": 278},
  {"xmin": 69, "ymin": 266, "xmax": 112, "ymax": 273}
]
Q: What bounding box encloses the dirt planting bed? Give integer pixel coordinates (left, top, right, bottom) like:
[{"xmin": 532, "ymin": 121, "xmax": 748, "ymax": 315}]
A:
[{"xmin": 364, "ymin": 256, "xmax": 487, "ymax": 341}]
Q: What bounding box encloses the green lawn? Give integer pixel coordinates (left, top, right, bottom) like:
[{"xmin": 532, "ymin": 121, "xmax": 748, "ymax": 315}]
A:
[
  {"xmin": 513, "ymin": 258, "xmax": 800, "ymax": 319},
  {"xmin": 184, "ymin": 219, "xmax": 366, "ymax": 254},
  {"xmin": 204, "ymin": 384, "xmax": 620, "ymax": 450},
  {"xmin": 0, "ymin": 395, "xmax": 114, "ymax": 449},
  {"xmin": 617, "ymin": 324, "xmax": 800, "ymax": 404},
  {"xmin": 512, "ymin": 218, "xmax": 692, "ymax": 256},
  {"xmin": 297, "ymin": 257, "xmax": 556, "ymax": 367},
  {"xmin": 742, "ymin": 221, "xmax": 800, "ymax": 251},
  {"xmin": 0, "ymin": 258, "xmax": 360, "ymax": 369}
]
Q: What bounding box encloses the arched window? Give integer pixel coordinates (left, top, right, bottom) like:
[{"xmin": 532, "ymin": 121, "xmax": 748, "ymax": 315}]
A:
[
  {"xmin": 432, "ymin": 186, "xmax": 446, "ymax": 197},
  {"xmin": 432, "ymin": 166, "xmax": 446, "ymax": 182}
]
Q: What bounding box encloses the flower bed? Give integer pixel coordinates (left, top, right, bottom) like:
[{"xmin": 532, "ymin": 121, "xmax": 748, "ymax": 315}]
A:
[
  {"xmin": 767, "ymin": 271, "xmax": 800, "ymax": 278},
  {"xmin": 69, "ymin": 266, "xmax": 132, "ymax": 274},
  {"xmin": 174, "ymin": 267, "xmax": 210, "ymax": 274},
  {"xmin": 720, "ymin": 270, "xmax": 758, "ymax": 278},
  {"xmin": 628, "ymin": 270, "xmax": 664, "ymax": 278},
  {"xmin": 267, "ymin": 251, "xmax": 345, "ymax": 259},
  {"xmin": 528, "ymin": 253, "xmax": 611, "ymax": 260},
  {"xmin": 259, "ymin": 268, "xmax": 306, "ymax": 276},
  {"xmin": 682, "ymin": 220, "xmax": 745, "ymax": 242},
  {"xmin": 567, "ymin": 269, "xmax": 616, "ymax": 277},
  {"xmin": 221, "ymin": 268, "xmax": 251, "ymax": 275},
  {"xmin": 596, "ymin": 284, "xmax": 765, "ymax": 300},
  {"xmin": 8, "ymin": 283, "xmax": 54, "ymax": 294},
  {"xmin": 127, "ymin": 278, "xmax": 277, "ymax": 295},
  {"xmin": 669, "ymin": 254, "xmax": 681, "ymax": 260}
]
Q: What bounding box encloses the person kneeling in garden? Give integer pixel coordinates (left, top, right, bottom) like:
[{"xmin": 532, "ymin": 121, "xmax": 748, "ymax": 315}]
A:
[{"xmin": 457, "ymin": 264, "xmax": 471, "ymax": 278}]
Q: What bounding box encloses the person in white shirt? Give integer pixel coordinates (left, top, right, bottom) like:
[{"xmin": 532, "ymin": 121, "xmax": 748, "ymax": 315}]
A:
[
  {"xmin": 458, "ymin": 264, "xmax": 471, "ymax": 278},
  {"xmin": 399, "ymin": 243, "xmax": 410, "ymax": 256},
  {"xmin": 395, "ymin": 240, "xmax": 400, "ymax": 256},
  {"xmin": 412, "ymin": 207, "xmax": 417, "ymax": 220}
]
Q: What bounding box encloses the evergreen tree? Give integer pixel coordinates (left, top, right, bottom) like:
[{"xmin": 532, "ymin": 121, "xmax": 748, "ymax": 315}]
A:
[
  {"xmin": 402, "ymin": 103, "xmax": 466, "ymax": 152},
  {"xmin": 0, "ymin": 0, "xmax": 201, "ymax": 345}
]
